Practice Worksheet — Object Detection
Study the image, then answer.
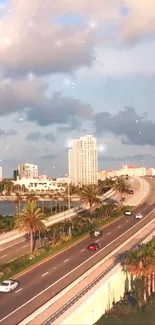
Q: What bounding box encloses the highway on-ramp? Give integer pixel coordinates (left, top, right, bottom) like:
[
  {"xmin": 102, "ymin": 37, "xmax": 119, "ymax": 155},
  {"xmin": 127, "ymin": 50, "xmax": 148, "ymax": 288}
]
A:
[{"xmin": 0, "ymin": 177, "xmax": 155, "ymax": 325}]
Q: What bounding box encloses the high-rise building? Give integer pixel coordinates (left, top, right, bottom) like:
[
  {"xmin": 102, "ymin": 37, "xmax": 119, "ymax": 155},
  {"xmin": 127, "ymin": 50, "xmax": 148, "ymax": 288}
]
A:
[
  {"xmin": 13, "ymin": 169, "xmax": 19, "ymax": 180},
  {"xmin": 18, "ymin": 163, "xmax": 38, "ymax": 179},
  {"xmin": 0, "ymin": 166, "xmax": 2, "ymax": 181},
  {"xmin": 68, "ymin": 135, "xmax": 98, "ymax": 186}
]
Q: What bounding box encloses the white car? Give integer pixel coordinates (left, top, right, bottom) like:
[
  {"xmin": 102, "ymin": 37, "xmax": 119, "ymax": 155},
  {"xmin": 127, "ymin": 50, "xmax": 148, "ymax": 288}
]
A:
[
  {"xmin": 0, "ymin": 280, "xmax": 19, "ymax": 293},
  {"xmin": 135, "ymin": 213, "xmax": 143, "ymax": 219},
  {"xmin": 124, "ymin": 210, "xmax": 132, "ymax": 216}
]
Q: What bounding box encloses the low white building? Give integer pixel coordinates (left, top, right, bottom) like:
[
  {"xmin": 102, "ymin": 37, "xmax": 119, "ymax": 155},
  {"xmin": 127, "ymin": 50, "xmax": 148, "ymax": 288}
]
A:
[
  {"xmin": 98, "ymin": 165, "xmax": 155, "ymax": 180},
  {"xmin": 13, "ymin": 178, "xmax": 65, "ymax": 192}
]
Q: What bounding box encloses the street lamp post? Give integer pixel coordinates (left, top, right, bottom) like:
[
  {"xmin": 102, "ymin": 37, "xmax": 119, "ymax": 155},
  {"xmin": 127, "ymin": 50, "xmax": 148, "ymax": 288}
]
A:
[{"xmin": 68, "ymin": 181, "xmax": 71, "ymax": 210}]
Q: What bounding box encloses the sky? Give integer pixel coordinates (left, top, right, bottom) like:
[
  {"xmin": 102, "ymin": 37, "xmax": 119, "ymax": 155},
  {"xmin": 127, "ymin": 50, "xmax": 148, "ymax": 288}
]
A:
[{"xmin": 0, "ymin": 0, "xmax": 155, "ymax": 177}]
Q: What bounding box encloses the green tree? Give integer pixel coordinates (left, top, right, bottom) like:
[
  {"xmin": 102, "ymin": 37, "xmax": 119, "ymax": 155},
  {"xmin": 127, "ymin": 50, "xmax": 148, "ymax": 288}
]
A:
[
  {"xmin": 14, "ymin": 193, "xmax": 23, "ymax": 216},
  {"xmin": 114, "ymin": 176, "xmax": 130, "ymax": 201},
  {"xmin": 16, "ymin": 201, "xmax": 47, "ymax": 253},
  {"xmin": 79, "ymin": 184, "xmax": 102, "ymax": 214}
]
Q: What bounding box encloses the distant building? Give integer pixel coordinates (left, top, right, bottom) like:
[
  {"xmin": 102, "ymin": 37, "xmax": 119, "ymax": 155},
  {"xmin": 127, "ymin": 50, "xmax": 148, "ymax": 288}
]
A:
[
  {"xmin": 69, "ymin": 135, "xmax": 98, "ymax": 186},
  {"xmin": 13, "ymin": 178, "xmax": 65, "ymax": 192},
  {"xmin": 13, "ymin": 169, "xmax": 19, "ymax": 181},
  {"xmin": 18, "ymin": 163, "xmax": 38, "ymax": 179}
]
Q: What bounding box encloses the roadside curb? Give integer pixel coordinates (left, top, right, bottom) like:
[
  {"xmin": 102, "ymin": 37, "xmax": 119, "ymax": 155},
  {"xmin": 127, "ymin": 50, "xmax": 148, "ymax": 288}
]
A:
[{"xmin": 12, "ymin": 178, "xmax": 150, "ymax": 280}]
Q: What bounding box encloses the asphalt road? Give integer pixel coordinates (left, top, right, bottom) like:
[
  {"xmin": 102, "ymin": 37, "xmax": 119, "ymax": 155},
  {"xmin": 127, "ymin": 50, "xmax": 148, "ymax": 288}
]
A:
[
  {"xmin": 0, "ymin": 177, "xmax": 139, "ymax": 265},
  {"xmin": 0, "ymin": 177, "xmax": 155, "ymax": 325}
]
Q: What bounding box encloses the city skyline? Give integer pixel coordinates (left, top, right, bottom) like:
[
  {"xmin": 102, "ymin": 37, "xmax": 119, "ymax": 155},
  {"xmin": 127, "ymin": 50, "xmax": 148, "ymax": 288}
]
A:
[{"xmin": 0, "ymin": 1, "xmax": 155, "ymax": 178}]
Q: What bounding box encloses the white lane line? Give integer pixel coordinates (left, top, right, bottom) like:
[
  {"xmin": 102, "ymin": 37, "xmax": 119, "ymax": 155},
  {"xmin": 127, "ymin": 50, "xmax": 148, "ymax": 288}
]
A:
[
  {"xmin": 126, "ymin": 220, "xmax": 129, "ymax": 223},
  {"xmin": 15, "ymin": 288, "xmax": 23, "ymax": 294},
  {"xmin": 0, "ymin": 239, "xmax": 26, "ymax": 252},
  {"xmin": 16, "ymin": 248, "xmax": 22, "ymax": 251},
  {"xmin": 95, "ymin": 239, "xmax": 99, "ymax": 242},
  {"xmin": 81, "ymin": 249, "xmax": 85, "ymax": 252},
  {"xmin": 0, "ymin": 254, "xmax": 7, "ymax": 259},
  {"xmin": 1, "ymin": 208, "xmax": 154, "ymax": 324},
  {"xmin": 107, "ymin": 232, "xmax": 111, "ymax": 235},
  {"xmin": 41, "ymin": 272, "xmax": 48, "ymax": 277},
  {"xmin": 64, "ymin": 259, "xmax": 69, "ymax": 263},
  {"xmin": 117, "ymin": 225, "xmax": 120, "ymax": 228},
  {"xmin": 22, "ymin": 245, "xmax": 28, "ymax": 248}
]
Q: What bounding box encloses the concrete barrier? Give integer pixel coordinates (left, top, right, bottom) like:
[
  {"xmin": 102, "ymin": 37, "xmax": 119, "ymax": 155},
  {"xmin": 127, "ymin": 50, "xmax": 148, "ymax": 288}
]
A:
[
  {"xmin": 0, "ymin": 189, "xmax": 116, "ymax": 246},
  {"xmin": 20, "ymin": 205, "xmax": 155, "ymax": 325},
  {"xmin": 58, "ymin": 225, "xmax": 155, "ymax": 325}
]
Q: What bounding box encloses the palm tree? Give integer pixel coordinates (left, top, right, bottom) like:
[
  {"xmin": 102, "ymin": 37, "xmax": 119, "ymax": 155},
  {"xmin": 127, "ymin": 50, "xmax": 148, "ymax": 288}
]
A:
[
  {"xmin": 114, "ymin": 176, "xmax": 130, "ymax": 201},
  {"xmin": 48, "ymin": 191, "xmax": 54, "ymax": 214},
  {"xmin": 1, "ymin": 179, "xmax": 14, "ymax": 195},
  {"xmin": 79, "ymin": 184, "xmax": 102, "ymax": 214},
  {"xmin": 26, "ymin": 193, "xmax": 38, "ymax": 203},
  {"xmin": 102, "ymin": 202, "xmax": 117, "ymax": 219},
  {"xmin": 14, "ymin": 193, "xmax": 23, "ymax": 216},
  {"xmin": 122, "ymin": 240, "xmax": 155, "ymax": 304},
  {"xmin": 13, "ymin": 184, "xmax": 21, "ymax": 194},
  {"xmin": 16, "ymin": 200, "xmax": 47, "ymax": 253}
]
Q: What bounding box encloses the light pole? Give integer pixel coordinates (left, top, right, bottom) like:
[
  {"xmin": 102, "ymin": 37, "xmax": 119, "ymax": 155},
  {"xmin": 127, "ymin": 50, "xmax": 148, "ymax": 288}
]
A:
[{"xmin": 68, "ymin": 181, "xmax": 71, "ymax": 210}]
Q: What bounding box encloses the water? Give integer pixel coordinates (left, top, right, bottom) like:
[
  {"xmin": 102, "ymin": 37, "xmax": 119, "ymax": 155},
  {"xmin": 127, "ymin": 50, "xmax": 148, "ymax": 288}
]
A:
[{"xmin": 0, "ymin": 201, "xmax": 79, "ymax": 216}]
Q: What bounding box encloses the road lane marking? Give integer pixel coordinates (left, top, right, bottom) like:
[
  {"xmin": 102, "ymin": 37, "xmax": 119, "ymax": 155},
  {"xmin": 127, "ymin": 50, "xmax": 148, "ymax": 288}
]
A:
[
  {"xmin": 117, "ymin": 226, "xmax": 120, "ymax": 228},
  {"xmin": 15, "ymin": 288, "xmax": 23, "ymax": 294},
  {"xmin": 126, "ymin": 220, "xmax": 129, "ymax": 223},
  {"xmin": 107, "ymin": 232, "xmax": 111, "ymax": 235},
  {"xmin": 95, "ymin": 239, "xmax": 99, "ymax": 242},
  {"xmin": 22, "ymin": 245, "xmax": 28, "ymax": 248},
  {"xmin": 41, "ymin": 272, "xmax": 48, "ymax": 277},
  {"xmin": 1, "ymin": 208, "xmax": 154, "ymax": 324},
  {"xmin": 0, "ymin": 254, "xmax": 7, "ymax": 258},
  {"xmin": 0, "ymin": 239, "xmax": 26, "ymax": 252},
  {"xmin": 64, "ymin": 259, "xmax": 69, "ymax": 263},
  {"xmin": 81, "ymin": 249, "xmax": 85, "ymax": 252}
]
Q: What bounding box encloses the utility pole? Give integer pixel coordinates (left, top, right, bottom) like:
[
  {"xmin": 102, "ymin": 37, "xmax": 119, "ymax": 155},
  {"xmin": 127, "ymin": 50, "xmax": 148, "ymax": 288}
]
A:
[{"xmin": 68, "ymin": 181, "xmax": 71, "ymax": 210}]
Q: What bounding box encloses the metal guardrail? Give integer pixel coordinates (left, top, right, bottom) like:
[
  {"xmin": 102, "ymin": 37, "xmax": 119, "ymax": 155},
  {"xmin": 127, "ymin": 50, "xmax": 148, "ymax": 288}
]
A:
[{"xmin": 42, "ymin": 228, "xmax": 155, "ymax": 325}]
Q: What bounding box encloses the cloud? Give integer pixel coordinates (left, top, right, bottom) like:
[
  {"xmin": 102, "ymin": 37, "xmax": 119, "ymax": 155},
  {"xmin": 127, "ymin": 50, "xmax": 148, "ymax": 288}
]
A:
[
  {"xmin": 0, "ymin": 0, "xmax": 154, "ymax": 79},
  {"xmin": 0, "ymin": 128, "xmax": 17, "ymax": 137},
  {"xmin": 41, "ymin": 154, "xmax": 59, "ymax": 160},
  {"xmin": 94, "ymin": 107, "xmax": 155, "ymax": 146},
  {"xmin": 25, "ymin": 131, "xmax": 41, "ymax": 141},
  {"xmin": 26, "ymin": 92, "xmax": 93, "ymax": 126},
  {"xmin": 26, "ymin": 131, "xmax": 56, "ymax": 142},
  {"xmin": 0, "ymin": 77, "xmax": 47, "ymax": 116},
  {"xmin": 99, "ymin": 154, "xmax": 155, "ymax": 162},
  {"xmin": 43, "ymin": 133, "xmax": 56, "ymax": 142}
]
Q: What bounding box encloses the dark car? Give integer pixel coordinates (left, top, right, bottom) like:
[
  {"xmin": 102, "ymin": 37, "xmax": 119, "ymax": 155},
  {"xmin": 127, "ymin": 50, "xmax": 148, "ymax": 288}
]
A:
[
  {"xmin": 87, "ymin": 243, "xmax": 100, "ymax": 251},
  {"xmin": 128, "ymin": 189, "xmax": 134, "ymax": 194},
  {"xmin": 90, "ymin": 230, "xmax": 102, "ymax": 238}
]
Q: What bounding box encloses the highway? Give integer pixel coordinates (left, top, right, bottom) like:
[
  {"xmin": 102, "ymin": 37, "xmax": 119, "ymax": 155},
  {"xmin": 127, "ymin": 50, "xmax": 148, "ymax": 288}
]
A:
[
  {"xmin": 0, "ymin": 177, "xmax": 154, "ymax": 325},
  {"xmin": 0, "ymin": 178, "xmax": 138, "ymax": 264}
]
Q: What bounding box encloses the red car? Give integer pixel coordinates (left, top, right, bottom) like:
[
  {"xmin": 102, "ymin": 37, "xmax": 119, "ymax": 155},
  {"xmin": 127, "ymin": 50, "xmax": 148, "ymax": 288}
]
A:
[{"xmin": 87, "ymin": 243, "xmax": 100, "ymax": 251}]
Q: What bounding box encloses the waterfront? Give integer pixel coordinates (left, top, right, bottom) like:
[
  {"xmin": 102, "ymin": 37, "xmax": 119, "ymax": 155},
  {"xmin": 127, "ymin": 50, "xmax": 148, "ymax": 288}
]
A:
[{"xmin": 0, "ymin": 200, "xmax": 79, "ymax": 216}]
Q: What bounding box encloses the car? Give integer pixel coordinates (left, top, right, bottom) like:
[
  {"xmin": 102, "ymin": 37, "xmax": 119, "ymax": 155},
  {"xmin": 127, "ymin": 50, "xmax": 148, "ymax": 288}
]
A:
[
  {"xmin": 0, "ymin": 280, "xmax": 19, "ymax": 293},
  {"xmin": 87, "ymin": 243, "xmax": 100, "ymax": 251},
  {"xmin": 90, "ymin": 230, "xmax": 102, "ymax": 238},
  {"xmin": 135, "ymin": 213, "xmax": 143, "ymax": 219},
  {"xmin": 128, "ymin": 189, "xmax": 134, "ymax": 194},
  {"xmin": 124, "ymin": 210, "xmax": 132, "ymax": 216}
]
